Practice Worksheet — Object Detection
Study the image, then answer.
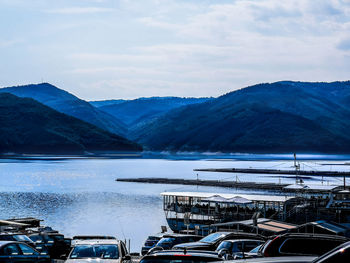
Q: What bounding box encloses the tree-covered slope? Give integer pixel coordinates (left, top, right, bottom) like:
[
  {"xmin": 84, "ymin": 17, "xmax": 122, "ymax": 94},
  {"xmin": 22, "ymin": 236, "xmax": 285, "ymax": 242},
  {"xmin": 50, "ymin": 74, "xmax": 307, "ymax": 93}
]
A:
[
  {"xmin": 0, "ymin": 83, "xmax": 127, "ymax": 136},
  {"xmin": 93, "ymin": 97, "xmax": 212, "ymax": 127},
  {"xmin": 130, "ymin": 81, "xmax": 350, "ymax": 153},
  {"xmin": 0, "ymin": 93, "xmax": 141, "ymax": 154}
]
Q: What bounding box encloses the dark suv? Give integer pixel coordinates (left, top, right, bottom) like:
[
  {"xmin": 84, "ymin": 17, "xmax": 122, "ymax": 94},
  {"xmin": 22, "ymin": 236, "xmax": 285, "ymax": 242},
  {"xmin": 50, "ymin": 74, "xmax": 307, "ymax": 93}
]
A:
[
  {"xmin": 140, "ymin": 250, "xmax": 223, "ymax": 263},
  {"xmin": 259, "ymin": 233, "xmax": 349, "ymax": 257},
  {"xmin": 173, "ymin": 232, "xmax": 265, "ymax": 251},
  {"xmin": 141, "ymin": 234, "xmax": 164, "ymax": 255},
  {"xmin": 148, "ymin": 234, "xmax": 202, "ymax": 253},
  {"xmin": 0, "ymin": 233, "xmax": 35, "ymax": 248},
  {"xmin": 29, "ymin": 233, "xmax": 71, "ymax": 259}
]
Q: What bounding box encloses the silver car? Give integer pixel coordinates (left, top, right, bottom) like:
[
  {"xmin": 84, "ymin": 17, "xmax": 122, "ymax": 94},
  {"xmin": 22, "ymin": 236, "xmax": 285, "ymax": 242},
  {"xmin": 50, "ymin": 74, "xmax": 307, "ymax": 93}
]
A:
[{"xmin": 65, "ymin": 239, "xmax": 131, "ymax": 263}]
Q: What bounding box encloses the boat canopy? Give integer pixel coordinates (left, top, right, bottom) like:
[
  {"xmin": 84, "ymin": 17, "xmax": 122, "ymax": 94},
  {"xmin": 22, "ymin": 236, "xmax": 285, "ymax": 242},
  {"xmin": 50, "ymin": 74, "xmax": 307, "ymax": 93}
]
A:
[
  {"xmin": 283, "ymin": 184, "xmax": 338, "ymax": 191},
  {"xmin": 160, "ymin": 192, "xmax": 294, "ymax": 203},
  {"xmin": 202, "ymin": 195, "xmax": 252, "ymax": 204}
]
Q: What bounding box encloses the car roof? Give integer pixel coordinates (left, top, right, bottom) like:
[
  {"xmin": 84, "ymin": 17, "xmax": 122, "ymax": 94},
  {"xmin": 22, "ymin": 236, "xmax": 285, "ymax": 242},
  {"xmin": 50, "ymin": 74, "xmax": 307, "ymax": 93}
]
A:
[
  {"xmin": 0, "ymin": 233, "xmax": 24, "ymax": 235},
  {"xmin": 221, "ymin": 239, "xmax": 263, "ymax": 243},
  {"xmin": 72, "ymin": 235, "xmax": 116, "ymax": 240},
  {"xmin": 145, "ymin": 250, "xmax": 220, "ymax": 258},
  {"xmin": 278, "ymin": 233, "xmax": 349, "ymax": 240},
  {"xmin": 0, "ymin": 241, "xmax": 15, "ymax": 246},
  {"xmin": 162, "ymin": 234, "xmax": 201, "ymax": 238},
  {"xmin": 73, "ymin": 239, "xmax": 120, "ymax": 245},
  {"xmin": 311, "ymin": 241, "xmax": 350, "ymax": 262},
  {"xmin": 226, "ymin": 256, "xmax": 317, "ymax": 263}
]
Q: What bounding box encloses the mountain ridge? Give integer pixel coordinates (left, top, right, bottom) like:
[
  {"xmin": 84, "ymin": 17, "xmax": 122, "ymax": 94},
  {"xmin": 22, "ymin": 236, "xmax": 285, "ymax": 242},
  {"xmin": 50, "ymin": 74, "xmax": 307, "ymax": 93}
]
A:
[
  {"xmin": 0, "ymin": 93, "xmax": 141, "ymax": 154},
  {"xmin": 0, "ymin": 83, "xmax": 127, "ymax": 136}
]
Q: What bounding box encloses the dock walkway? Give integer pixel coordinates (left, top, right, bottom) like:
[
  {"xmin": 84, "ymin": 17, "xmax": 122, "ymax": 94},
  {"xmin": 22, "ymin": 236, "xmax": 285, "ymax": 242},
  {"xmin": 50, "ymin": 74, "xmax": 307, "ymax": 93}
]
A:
[
  {"xmin": 116, "ymin": 177, "xmax": 292, "ymax": 192},
  {"xmin": 193, "ymin": 168, "xmax": 350, "ymax": 177}
]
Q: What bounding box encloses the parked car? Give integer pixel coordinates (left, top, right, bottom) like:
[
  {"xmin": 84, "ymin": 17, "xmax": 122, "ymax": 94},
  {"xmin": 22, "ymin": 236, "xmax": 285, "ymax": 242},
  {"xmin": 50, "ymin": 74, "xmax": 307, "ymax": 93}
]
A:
[
  {"xmin": 233, "ymin": 244, "xmax": 263, "ymax": 259},
  {"xmin": 173, "ymin": 232, "xmax": 265, "ymax": 251},
  {"xmin": 148, "ymin": 234, "xmax": 202, "ymax": 254},
  {"xmin": 29, "ymin": 232, "xmax": 71, "ymax": 259},
  {"xmin": 72, "ymin": 235, "xmax": 116, "ymax": 247},
  {"xmin": 141, "ymin": 234, "xmax": 164, "ymax": 255},
  {"xmin": 0, "ymin": 233, "xmax": 36, "ymax": 247},
  {"xmin": 140, "ymin": 250, "xmax": 223, "ymax": 263},
  {"xmin": 0, "ymin": 241, "xmax": 50, "ymax": 262},
  {"xmin": 223, "ymin": 241, "xmax": 350, "ymax": 263},
  {"xmin": 66, "ymin": 239, "xmax": 131, "ymax": 262},
  {"xmin": 223, "ymin": 256, "xmax": 316, "ymax": 263},
  {"xmin": 258, "ymin": 233, "xmax": 349, "ymax": 257},
  {"xmin": 216, "ymin": 239, "xmax": 264, "ymax": 259},
  {"xmin": 313, "ymin": 240, "xmax": 350, "ymax": 263}
]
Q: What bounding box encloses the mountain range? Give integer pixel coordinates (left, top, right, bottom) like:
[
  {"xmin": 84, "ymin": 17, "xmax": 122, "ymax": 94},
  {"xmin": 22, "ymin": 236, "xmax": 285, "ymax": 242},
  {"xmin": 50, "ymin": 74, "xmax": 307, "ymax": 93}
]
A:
[
  {"xmin": 1, "ymin": 80, "xmax": 350, "ymax": 154},
  {"xmin": 0, "ymin": 93, "xmax": 141, "ymax": 154},
  {"xmin": 91, "ymin": 97, "xmax": 212, "ymax": 128},
  {"xmin": 128, "ymin": 81, "xmax": 350, "ymax": 153},
  {"xmin": 0, "ymin": 83, "xmax": 127, "ymax": 136}
]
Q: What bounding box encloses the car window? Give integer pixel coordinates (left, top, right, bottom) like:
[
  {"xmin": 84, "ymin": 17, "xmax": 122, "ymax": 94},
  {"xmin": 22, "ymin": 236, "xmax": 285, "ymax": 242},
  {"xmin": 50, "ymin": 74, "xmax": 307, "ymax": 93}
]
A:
[
  {"xmin": 18, "ymin": 243, "xmax": 39, "ymax": 255},
  {"xmin": 249, "ymin": 244, "xmax": 262, "ymax": 253},
  {"xmin": 3, "ymin": 244, "xmax": 20, "ymax": 255},
  {"xmin": 70, "ymin": 245, "xmax": 119, "ymax": 259},
  {"xmin": 244, "ymin": 241, "xmax": 262, "ymax": 252},
  {"xmin": 280, "ymin": 238, "xmax": 344, "ymax": 256},
  {"xmin": 233, "ymin": 242, "xmax": 243, "ymax": 253},
  {"xmin": 216, "ymin": 241, "xmax": 233, "ymax": 251},
  {"xmin": 200, "ymin": 233, "xmax": 226, "ymax": 243},
  {"xmin": 13, "ymin": 235, "xmax": 31, "ymax": 242},
  {"xmin": 29, "ymin": 235, "xmax": 43, "ymax": 243}
]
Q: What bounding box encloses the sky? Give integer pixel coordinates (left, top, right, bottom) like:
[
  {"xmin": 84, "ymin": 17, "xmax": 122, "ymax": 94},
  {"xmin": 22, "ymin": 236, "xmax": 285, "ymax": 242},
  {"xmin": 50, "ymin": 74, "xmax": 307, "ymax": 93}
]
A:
[{"xmin": 0, "ymin": 0, "xmax": 349, "ymax": 100}]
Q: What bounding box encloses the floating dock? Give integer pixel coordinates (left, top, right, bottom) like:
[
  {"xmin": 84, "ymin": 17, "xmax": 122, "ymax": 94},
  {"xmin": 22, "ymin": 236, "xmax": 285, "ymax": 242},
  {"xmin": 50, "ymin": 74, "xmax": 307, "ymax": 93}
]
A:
[
  {"xmin": 193, "ymin": 168, "xmax": 350, "ymax": 177},
  {"xmin": 116, "ymin": 177, "xmax": 295, "ymax": 192}
]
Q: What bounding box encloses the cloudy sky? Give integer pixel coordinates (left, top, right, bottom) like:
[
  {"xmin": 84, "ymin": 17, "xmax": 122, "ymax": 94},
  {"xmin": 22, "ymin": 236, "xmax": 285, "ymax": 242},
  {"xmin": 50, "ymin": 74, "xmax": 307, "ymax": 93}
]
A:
[{"xmin": 0, "ymin": 0, "xmax": 349, "ymax": 100}]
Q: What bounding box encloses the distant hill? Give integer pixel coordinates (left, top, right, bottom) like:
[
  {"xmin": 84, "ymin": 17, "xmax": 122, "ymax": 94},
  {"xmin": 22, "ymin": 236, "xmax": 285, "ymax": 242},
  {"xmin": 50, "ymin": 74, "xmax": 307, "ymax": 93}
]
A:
[
  {"xmin": 92, "ymin": 97, "xmax": 212, "ymax": 127},
  {"xmin": 0, "ymin": 93, "xmax": 141, "ymax": 154},
  {"xmin": 130, "ymin": 81, "xmax": 350, "ymax": 153},
  {"xmin": 90, "ymin": 99, "xmax": 126, "ymax": 108},
  {"xmin": 0, "ymin": 83, "xmax": 127, "ymax": 136}
]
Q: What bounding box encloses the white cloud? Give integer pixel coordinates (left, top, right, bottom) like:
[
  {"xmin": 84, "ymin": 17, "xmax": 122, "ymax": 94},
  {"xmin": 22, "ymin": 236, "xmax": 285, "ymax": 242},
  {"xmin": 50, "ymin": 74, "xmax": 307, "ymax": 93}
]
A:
[
  {"xmin": 44, "ymin": 7, "xmax": 114, "ymax": 14},
  {"xmin": 1, "ymin": 0, "xmax": 350, "ymax": 99}
]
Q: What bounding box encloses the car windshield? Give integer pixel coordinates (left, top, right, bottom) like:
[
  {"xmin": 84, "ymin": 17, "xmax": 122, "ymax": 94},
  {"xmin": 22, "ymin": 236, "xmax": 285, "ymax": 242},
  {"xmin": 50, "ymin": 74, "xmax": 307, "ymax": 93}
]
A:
[
  {"xmin": 70, "ymin": 245, "xmax": 119, "ymax": 259},
  {"xmin": 200, "ymin": 233, "xmax": 226, "ymax": 244},
  {"xmin": 216, "ymin": 241, "xmax": 232, "ymax": 251},
  {"xmin": 158, "ymin": 238, "xmax": 176, "ymax": 245},
  {"xmin": 13, "ymin": 235, "xmax": 33, "ymax": 242},
  {"xmin": 249, "ymin": 244, "xmax": 262, "ymax": 253}
]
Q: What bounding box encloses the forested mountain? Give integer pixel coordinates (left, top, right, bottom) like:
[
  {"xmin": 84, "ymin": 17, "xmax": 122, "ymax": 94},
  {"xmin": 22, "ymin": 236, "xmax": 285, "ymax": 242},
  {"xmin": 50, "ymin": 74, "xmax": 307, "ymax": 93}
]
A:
[
  {"xmin": 0, "ymin": 93, "xmax": 141, "ymax": 154},
  {"xmin": 0, "ymin": 83, "xmax": 127, "ymax": 136},
  {"xmin": 92, "ymin": 97, "xmax": 212, "ymax": 127},
  {"xmin": 129, "ymin": 81, "xmax": 350, "ymax": 153}
]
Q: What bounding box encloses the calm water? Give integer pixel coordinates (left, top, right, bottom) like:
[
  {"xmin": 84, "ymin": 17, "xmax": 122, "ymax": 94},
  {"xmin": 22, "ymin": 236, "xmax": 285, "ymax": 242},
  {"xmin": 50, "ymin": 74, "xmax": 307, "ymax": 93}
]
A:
[{"xmin": 0, "ymin": 154, "xmax": 349, "ymax": 251}]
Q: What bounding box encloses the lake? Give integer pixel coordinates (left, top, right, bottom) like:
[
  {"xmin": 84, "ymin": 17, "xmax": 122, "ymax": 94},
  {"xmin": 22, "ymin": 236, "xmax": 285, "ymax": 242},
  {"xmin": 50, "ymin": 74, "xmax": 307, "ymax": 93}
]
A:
[{"xmin": 0, "ymin": 154, "xmax": 349, "ymax": 252}]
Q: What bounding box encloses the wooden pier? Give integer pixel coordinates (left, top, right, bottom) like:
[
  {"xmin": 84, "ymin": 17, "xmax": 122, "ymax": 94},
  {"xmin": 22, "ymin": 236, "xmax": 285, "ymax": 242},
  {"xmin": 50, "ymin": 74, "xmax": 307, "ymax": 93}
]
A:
[
  {"xmin": 193, "ymin": 168, "xmax": 350, "ymax": 177},
  {"xmin": 116, "ymin": 177, "xmax": 294, "ymax": 192}
]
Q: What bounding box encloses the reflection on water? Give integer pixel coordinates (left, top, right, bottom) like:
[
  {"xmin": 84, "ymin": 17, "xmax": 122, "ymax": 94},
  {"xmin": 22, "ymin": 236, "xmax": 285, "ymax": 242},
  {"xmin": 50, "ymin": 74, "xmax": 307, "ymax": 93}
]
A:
[
  {"xmin": 0, "ymin": 156, "xmax": 348, "ymax": 251},
  {"xmin": 0, "ymin": 191, "xmax": 164, "ymax": 252}
]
